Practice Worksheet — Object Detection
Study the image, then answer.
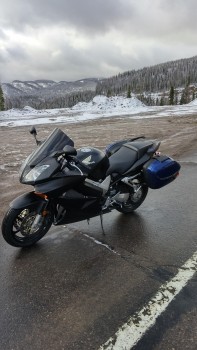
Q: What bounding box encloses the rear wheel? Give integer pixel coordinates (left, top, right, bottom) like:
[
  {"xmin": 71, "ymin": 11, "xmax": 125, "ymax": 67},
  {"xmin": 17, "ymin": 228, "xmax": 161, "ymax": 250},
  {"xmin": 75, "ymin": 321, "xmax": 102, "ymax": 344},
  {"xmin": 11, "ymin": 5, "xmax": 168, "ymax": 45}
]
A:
[
  {"xmin": 116, "ymin": 183, "xmax": 148, "ymax": 213},
  {"xmin": 2, "ymin": 207, "xmax": 52, "ymax": 247}
]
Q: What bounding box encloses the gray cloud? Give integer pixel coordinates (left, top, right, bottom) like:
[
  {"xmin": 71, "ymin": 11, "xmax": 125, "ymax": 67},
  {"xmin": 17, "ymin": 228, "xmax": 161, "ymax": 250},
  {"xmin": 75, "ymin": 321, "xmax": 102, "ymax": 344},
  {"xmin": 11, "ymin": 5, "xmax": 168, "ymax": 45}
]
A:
[
  {"xmin": 1, "ymin": 0, "xmax": 135, "ymax": 33},
  {"xmin": 1, "ymin": 0, "xmax": 197, "ymax": 36},
  {"xmin": 0, "ymin": 0, "xmax": 197, "ymax": 82}
]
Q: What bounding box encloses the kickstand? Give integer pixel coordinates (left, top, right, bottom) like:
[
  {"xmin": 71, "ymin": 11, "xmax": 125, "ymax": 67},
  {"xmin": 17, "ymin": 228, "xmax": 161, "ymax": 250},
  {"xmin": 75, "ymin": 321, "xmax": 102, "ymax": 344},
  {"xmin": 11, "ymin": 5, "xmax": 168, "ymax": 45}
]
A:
[{"xmin": 100, "ymin": 213, "xmax": 105, "ymax": 235}]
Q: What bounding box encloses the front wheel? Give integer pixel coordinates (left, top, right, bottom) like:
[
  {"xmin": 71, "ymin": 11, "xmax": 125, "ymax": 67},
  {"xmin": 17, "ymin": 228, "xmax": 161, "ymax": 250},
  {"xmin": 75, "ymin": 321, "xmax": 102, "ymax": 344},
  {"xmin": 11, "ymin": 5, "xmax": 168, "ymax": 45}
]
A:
[
  {"xmin": 1, "ymin": 207, "xmax": 52, "ymax": 247},
  {"xmin": 116, "ymin": 184, "xmax": 148, "ymax": 213}
]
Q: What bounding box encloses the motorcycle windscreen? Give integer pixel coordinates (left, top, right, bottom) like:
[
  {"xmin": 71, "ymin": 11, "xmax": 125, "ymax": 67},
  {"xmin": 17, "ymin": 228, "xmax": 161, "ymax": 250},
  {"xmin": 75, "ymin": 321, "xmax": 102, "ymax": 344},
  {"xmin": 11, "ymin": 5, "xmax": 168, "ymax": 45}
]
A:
[{"xmin": 26, "ymin": 128, "xmax": 74, "ymax": 168}]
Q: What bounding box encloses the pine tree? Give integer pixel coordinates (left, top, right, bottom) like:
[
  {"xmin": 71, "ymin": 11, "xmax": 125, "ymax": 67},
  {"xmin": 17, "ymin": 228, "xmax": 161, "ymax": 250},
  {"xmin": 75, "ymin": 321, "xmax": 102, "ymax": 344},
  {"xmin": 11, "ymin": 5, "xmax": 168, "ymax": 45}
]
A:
[
  {"xmin": 169, "ymin": 86, "xmax": 174, "ymax": 105},
  {"xmin": 180, "ymin": 90, "xmax": 186, "ymax": 105},
  {"xmin": 127, "ymin": 85, "xmax": 131, "ymax": 98},
  {"xmin": 180, "ymin": 84, "xmax": 190, "ymax": 105},
  {"xmin": 174, "ymin": 90, "xmax": 178, "ymax": 105},
  {"xmin": 107, "ymin": 89, "xmax": 111, "ymax": 97},
  {"xmin": 160, "ymin": 97, "xmax": 164, "ymax": 106},
  {"xmin": 0, "ymin": 85, "xmax": 5, "ymax": 111}
]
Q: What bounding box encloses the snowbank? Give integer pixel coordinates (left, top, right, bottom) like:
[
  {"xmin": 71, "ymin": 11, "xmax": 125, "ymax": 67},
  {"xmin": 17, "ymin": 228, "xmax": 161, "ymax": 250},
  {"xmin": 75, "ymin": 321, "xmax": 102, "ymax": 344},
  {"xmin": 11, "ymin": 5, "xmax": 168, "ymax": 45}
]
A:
[
  {"xmin": 1, "ymin": 95, "xmax": 197, "ymax": 127},
  {"xmin": 72, "ymin": 95, "xmax": 145, "ymax": 112},
  {"xmin": 188, "ymin": 98, "xmax": 197, "ymax": 106}
]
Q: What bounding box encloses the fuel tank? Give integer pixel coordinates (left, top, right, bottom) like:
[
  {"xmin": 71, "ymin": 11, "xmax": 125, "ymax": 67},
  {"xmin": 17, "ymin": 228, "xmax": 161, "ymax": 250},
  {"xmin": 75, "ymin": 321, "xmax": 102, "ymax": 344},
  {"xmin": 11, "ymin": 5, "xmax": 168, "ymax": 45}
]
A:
[{"xmin": 77, "ymin": 147, "xmax": 109, "ymax": 181}]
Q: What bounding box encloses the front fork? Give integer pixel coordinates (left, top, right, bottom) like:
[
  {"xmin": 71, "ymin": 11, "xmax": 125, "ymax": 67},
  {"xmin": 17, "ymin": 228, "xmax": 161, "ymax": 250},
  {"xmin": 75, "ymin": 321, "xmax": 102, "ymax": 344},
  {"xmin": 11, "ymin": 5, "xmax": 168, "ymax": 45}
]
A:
[{"xmin": 30, "ymin": 194, "xmax": 50, "ymax": 233}]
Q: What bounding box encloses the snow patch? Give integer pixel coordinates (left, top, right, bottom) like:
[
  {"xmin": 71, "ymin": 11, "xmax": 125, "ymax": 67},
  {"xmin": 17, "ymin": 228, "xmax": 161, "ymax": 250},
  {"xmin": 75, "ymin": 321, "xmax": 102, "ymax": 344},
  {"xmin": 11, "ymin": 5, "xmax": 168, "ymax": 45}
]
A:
[
  {"xmin": 1, "ymin": 95, "xmax": 197, "ymax": 128},
  {"xmin": 23, "ymin": 106, "xmax": 36, "ymax": 112},
  {"xmin": 189, "ymin": 98, "xmax": 197, "ymax": 106}
]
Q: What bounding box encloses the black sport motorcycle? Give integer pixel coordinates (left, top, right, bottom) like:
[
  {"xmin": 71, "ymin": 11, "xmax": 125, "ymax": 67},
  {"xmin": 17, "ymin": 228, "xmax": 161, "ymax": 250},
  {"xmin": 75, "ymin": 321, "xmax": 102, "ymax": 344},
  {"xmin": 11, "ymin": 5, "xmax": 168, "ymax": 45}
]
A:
[{"xmin": 1, "ymin": 127, "xmax": 180, "ymax": 247}]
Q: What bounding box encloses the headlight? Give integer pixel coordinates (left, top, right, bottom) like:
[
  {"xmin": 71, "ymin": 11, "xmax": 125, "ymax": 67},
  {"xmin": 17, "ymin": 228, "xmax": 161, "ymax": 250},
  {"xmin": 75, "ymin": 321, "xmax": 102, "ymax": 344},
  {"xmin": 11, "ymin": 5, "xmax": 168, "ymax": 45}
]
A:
[{"xmin": 23, "ymin": 165, "xmax": 50, "ymax": 182}]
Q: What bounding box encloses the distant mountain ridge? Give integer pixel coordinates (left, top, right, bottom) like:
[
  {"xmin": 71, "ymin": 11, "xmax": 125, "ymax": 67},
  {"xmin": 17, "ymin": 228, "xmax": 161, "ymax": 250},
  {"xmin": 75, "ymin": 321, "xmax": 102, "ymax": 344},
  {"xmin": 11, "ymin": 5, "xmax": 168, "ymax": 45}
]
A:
[
  {"xmin": 1, "ymin": 55, "xmax": 197, "ymax": 109},
  {"xmin": 2, "ymin": 78, "xmax": 99, "ymax": 110},
  {"xmin": 3, "ymin": 78, "xmax": 99, "ymax": 96}
]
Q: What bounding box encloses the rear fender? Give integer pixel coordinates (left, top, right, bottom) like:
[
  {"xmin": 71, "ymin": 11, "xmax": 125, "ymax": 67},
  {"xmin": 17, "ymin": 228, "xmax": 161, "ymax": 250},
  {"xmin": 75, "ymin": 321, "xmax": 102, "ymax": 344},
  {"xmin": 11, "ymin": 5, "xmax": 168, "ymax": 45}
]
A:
[{"xmin": 10, "ymin": 192, "xmax": 46, "ymax": 210}]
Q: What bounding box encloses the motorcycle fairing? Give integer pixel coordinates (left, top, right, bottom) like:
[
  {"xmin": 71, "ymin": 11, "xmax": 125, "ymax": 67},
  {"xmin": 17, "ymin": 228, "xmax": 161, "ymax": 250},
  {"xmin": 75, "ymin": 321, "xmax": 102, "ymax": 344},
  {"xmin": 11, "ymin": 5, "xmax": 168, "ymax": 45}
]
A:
[
  {"xmin": 20, "ymin": 128, "xmax": 74, "ymax": 182},
  {"xmin": 34, "ymin": 176, "xmax": 86, "ymax": 197},
  {"xmin": 52, "ymin": 190, "xmax": 103, "ymax": 225},
  {"xmin": 10, "ymin": 192, "xmax": 46, "ymax": 209}
]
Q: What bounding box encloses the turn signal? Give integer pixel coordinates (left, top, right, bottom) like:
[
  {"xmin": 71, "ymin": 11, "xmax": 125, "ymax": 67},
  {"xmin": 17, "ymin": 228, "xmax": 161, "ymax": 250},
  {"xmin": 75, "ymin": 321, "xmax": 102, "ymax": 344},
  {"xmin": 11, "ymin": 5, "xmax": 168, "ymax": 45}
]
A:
[{"xmin": 35, "ymin": 192, "xmax": 48, "ymax": 200}]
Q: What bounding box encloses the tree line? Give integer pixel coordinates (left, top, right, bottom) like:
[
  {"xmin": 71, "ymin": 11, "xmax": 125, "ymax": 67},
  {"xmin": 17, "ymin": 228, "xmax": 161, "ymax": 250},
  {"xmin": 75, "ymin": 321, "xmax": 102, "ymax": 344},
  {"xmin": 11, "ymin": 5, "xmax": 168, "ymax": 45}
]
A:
[
  {"xmin": 138, "ymin": 83, "xmax": 196, "ymax": 106},
  {"xmin": 1, "ymin": 82, "xmax": 195, "ymax": 111},
  {"xmin": 1, "ymin": 55, "xmax": 197, "ymax": 110},
  {"xmin": 96, "ymin": 55, "xmax": 197, "ymax": 105},
  {"xmin": 2, "ymin": 89, "xmax": 95, "ymax": 110}
]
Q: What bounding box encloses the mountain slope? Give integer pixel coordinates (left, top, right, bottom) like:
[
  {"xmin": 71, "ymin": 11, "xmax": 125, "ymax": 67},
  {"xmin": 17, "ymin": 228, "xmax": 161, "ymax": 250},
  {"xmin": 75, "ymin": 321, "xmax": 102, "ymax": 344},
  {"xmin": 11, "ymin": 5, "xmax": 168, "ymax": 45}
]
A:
[
  {"xmin": 2, "ymin": 79, "xmax": 98, "ymax": 97},
  {"xmin": 2, "ymin": 55, "xmax": 197, "ymax": 110},
  {"xmin": 2, "ymin": 79, "xmax": 99, "ymax": 110},
  {"xmin": 96, "ymin": 55, "xmax": 197, "ymax": 95}
]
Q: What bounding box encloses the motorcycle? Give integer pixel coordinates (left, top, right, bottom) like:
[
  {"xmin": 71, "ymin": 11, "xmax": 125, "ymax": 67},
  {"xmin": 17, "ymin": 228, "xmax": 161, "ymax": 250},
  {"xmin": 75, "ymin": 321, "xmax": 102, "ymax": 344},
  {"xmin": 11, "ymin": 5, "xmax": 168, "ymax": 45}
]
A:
[{"xmin": 1, "ymin": 127, "xmax": 181, "ymax": 247}]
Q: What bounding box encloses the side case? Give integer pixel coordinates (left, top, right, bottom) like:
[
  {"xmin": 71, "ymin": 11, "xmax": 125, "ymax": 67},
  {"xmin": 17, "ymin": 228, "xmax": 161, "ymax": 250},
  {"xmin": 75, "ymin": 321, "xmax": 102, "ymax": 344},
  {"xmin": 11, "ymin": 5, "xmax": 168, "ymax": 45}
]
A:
[{"xmin": 143, "ymin": 155, "xmax": 181, "ymax": 189}]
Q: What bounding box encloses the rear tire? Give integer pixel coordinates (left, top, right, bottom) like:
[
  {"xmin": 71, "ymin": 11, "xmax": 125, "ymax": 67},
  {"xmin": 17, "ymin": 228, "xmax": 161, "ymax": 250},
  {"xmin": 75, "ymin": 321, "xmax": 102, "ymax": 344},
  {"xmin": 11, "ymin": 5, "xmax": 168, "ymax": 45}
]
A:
[
  {"xmin": 2, "ymin": 207, "xmax": 52, "ymax": 247},
  {"xmin": 116, "ymin": 184, "xmax": 148, "ymax": 213}
]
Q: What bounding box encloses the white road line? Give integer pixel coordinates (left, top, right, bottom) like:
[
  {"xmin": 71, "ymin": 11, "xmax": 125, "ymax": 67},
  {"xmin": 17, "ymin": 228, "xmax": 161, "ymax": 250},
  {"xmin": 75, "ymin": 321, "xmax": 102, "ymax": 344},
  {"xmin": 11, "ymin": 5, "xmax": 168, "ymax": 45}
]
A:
[{"xmin": 99, "ymin": 250, "xmax": 197, "ymax": 350}]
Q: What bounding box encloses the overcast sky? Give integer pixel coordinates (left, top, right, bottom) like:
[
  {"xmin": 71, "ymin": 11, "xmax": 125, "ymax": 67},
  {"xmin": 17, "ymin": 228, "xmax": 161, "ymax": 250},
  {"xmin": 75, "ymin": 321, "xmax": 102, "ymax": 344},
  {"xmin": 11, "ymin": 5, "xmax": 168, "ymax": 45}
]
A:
[{"xmin": 0, "ymin": 0, "xmax": 197, "ymax": 82}]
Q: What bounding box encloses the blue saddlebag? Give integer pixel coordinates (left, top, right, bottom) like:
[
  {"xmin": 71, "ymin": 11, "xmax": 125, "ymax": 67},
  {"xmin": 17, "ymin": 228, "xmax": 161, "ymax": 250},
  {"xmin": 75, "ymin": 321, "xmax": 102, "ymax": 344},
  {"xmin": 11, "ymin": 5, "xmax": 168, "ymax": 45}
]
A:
[{"xmin": 143, "ymin": 155, "xmax": 181, "ymax": 189}]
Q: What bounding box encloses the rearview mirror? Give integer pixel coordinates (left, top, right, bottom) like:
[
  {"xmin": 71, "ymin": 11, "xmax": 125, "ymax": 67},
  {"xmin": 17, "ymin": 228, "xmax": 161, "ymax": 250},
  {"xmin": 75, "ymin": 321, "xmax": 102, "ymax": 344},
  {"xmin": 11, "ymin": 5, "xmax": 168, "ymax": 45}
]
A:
[
  {"xmin": 29, "ymin": 126, "xmax": 42, "ymax": 145},
  {"xmin": 63, "ymin": 145, "xmax": 77, "ymax": 156},
  {"xmin": 29, "ymin": 126, "xmax": 37, "ymax": 136}
]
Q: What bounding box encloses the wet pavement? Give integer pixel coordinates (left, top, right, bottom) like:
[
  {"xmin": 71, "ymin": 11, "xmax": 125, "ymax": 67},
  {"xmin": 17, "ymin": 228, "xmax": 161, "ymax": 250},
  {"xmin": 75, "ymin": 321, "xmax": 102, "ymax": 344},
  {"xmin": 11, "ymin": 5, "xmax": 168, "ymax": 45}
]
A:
[{"xmin": 0, "ymin": 157, "xmax": 196, "ymax": 350}]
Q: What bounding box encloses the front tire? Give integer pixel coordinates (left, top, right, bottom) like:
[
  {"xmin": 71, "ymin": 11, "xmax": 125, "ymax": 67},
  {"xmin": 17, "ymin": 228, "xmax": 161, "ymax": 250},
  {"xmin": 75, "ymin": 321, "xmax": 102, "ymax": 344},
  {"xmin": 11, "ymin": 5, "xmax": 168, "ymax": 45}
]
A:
[
  {"xmin": 116, "ymin": 184, "xmax": 148, "ymax": 213},
  {"xmin": 2, "ymin": 207, "xmax": 52, "ymax": 247}
]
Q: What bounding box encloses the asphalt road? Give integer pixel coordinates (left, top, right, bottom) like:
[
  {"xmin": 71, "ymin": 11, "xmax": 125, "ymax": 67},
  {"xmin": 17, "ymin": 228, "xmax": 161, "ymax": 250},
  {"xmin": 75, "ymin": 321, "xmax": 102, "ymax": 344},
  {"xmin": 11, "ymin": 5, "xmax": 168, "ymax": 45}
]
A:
[{"xmin": 0, "ymin": 156, "xmax": 196, "ymax": 350}]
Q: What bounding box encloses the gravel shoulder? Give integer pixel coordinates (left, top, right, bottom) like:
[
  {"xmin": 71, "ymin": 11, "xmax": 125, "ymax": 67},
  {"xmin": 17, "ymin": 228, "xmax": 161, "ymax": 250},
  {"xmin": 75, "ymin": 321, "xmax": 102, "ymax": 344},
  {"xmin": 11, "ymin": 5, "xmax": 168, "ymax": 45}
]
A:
[{"xmin": 0, "ymin": 113, "xmax": 197, "ymax": 221}]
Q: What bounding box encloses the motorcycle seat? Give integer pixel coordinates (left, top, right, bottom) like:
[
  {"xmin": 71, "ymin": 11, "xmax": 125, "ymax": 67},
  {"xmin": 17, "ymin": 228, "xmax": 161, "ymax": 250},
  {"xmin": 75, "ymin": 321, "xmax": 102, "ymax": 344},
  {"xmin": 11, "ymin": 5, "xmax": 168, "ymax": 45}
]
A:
[
  {"xmin": 105, "ymin": 136, "xmax": 145, "ymax": 157},
  {"xmin": 106, "ymin": 140, "xmax": 154, "ymax": 175}
]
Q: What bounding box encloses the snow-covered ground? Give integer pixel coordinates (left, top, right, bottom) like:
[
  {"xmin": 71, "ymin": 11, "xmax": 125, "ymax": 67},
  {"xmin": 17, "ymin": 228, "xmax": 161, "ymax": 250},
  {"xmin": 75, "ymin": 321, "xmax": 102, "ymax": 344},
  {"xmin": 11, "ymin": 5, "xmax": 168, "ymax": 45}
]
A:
[{"xmin": 1, "ymin": 95, "xmax": 197, "ymax": 127}]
